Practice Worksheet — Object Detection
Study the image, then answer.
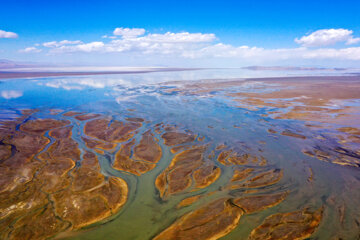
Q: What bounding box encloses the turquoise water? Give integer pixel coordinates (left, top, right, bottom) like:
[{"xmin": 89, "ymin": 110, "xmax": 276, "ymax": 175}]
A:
[{"xmin": 0, "ymin": 69, "xmax": 359, "ymax": 239}]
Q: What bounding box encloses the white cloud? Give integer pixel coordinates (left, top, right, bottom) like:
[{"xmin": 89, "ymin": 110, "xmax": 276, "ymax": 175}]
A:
[
  {"xmin": 346, "ymin": 37, "xmax": 360, "ymax": 45},
  {"xmin": 103, "ymin": 32, "xmax": 216, "ymax": 55},
  {"xmin": 19, "ymin": 47, "xmax": 42, "ymax": 53},
  {"xmin": 295, "ymin": 28, "xmax": 360, "ymax": 47},
  {"xmin": 183, "ymin": 44, "xmax": 360, "ymax": 61},
  {"xmin": 299, "ymin": 47, "xmax": 360, "ymax": 60},
  {"xmin": 1, "ymin": 91, "xmax": 23, "ymax": 99},
  {"xmin": 134, "ymin": 32, "xmax": 216, "ymax": 43},
  {"xmin": 102, "ymin": 35, "xmax": 117, "ymax": 39},
  {"xmin": 50, "ymin": 41, "xmax": 105, "ymax": 53},
  {"xmin": 24, "ymin": 27, "xmax": 360, "ymax": 63},
  {"xmin": 43, "ymin": 40, "xmax": 83, "ymax": 48},
  {"xmin": 113, "ymin": 27, "xmax": 145, "ymax": 38},
  {"xmin": 184, "ymin": 44, "xmax": 264, "ymax": 58},
  {"xmin": 0, "ymin": 30, "xmax": 18, "ymax": 38},
  {"xmin": 48, "ymin": 31, "xmax": 216, "ymax": 55}
]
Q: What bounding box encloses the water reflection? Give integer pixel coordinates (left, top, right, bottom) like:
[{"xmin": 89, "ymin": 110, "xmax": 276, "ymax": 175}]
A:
[{"xmin": 1, "ymin": 90, "xmax": 23, "ymax": 99}]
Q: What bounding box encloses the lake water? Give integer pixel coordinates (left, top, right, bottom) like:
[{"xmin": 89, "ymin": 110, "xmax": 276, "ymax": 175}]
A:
[{"xmin": 0, "ymin": 69, "xmax": 359, "ymax": 240}]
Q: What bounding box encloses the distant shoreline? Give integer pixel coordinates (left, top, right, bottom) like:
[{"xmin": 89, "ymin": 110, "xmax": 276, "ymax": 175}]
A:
[
  {"xmin": 0, "ymin": 68, "xmax": 204, "ymax": 80},
  {"xmin": 1, "ymin": 69, "xmax": 359, "ymax": 82}
]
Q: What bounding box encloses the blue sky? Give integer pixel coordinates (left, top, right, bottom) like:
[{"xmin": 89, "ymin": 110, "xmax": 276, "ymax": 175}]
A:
[{"xmin": 1, "ymin": 0, "xmax": 360, "ymax": 67}]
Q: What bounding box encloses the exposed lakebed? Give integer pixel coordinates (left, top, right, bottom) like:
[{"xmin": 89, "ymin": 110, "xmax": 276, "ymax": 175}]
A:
[{"xmin": 0, "ymin": 70, "xmax": 359, "ymax": 239}]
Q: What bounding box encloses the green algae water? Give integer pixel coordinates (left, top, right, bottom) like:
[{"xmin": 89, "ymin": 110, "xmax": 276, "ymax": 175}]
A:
[{"xmin": 0, "ymin": 69, "xmax": 359, "ymax": 240}]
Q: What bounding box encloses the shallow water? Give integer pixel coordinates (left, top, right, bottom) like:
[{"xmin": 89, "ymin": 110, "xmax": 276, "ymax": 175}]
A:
[{"xmin": 1, "ymin": 69, "xmax": 359, "ymax": 239}]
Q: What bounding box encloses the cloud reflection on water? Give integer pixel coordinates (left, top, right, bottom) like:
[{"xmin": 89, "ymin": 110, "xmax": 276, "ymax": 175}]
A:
[{"xmin": 1, "ymin": 90, "xmax": 23, "ymax": 99}]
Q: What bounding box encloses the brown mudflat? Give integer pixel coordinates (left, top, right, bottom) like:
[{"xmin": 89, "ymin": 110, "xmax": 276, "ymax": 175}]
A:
[
  {"xmin": 63, "ymin": 111, "xmax": 82, "ymax": 117},
  {"xmin": 84, "ymin": 118, "xmax": 142, "ymax": 143},
  {"xmin": 249, "ymin": 208, "xmax": 323, "ymax": 240},
  {"xmin": 161, "ymin": 131, "xmax": 195, "ymax": 146},
  {"xmin": 154, "ymin": 199, "xmax": 243, "ymax": 240},
  {"xmin": 0, "ymin": 109, "xmax": 327, "ymax": 240},
  {"xmin": 113, "ymin": 130, "xmax": 163, "ymax": 175},
  {"xmin": 217, "ymin": 148, "xmax": 266, "ymax": 166},
  {"xmin": 177, "ymin": 195, "xmax": 202, "ymax": 208},
  {"xmin": 74, "ymin": 113, "xmax": 100, "ymax": 121},
  {"xmin": 0, "ymin": 112, "xmax": 128, "ymax": 240},
  {"xmin": 82, "ymin": 136, "xmax": 116, "ymax": 151},
  {"xmin": 133, "ymin": 130, "xmax": 162, "ymax": 163},
  {"xmin": 167, "ymin": 76, "xmax": 360, "ymax": 169},
  {"xmin": 155, "ymin": 169, "xmax": 289, "ymax": 240},
  {"xmin": 155, "ymin": 144, "xmax": 221, "ymax": 198},
  {"xmin": 232, "ymin": 192, "xmax": 288, "ymax": 213},
  {"xmin": 152, "ymin": 126, "xmax": 314, "ymax": 240},
  {"xmin": 281, "ymin": 130, "xmax": 306, "ymax": 139}
]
